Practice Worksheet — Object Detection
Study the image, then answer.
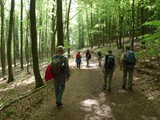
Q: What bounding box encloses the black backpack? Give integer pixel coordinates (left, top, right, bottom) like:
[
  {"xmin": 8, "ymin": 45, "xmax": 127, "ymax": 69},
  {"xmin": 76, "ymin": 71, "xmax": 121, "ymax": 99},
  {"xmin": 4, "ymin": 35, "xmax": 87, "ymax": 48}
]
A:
[
  {"xmin": 86, "ymin": 52, "xmax": 91, "ymax": 59},
  {"xmin": 98, "ymin": 51, "xmax": 102, "ymax": 56},
  {"xmin": 105, "ymin": 55, "xmax": 115, "ymax": 69},
  {"xmin": 51, "ymin": 55, "xmax": 64, "ymax": 76}
]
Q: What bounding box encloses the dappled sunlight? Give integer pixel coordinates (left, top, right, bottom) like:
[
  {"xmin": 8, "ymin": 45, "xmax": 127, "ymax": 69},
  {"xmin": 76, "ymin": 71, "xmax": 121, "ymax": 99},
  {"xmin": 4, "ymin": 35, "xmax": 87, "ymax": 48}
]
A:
[
  {"xmin": 0, "ymin": 76, "xmax": 35, "ymax": 92},
  {"xmin": 80, "ymin": 92, "xmax": 115, "ymax": 120},
  {"xmin": 141, "ymin": 115, "xmax": 157, "ymax": 120},
  {"xmin": 41, "ymin": 63, "xmax": 49, "ymax": 68}
]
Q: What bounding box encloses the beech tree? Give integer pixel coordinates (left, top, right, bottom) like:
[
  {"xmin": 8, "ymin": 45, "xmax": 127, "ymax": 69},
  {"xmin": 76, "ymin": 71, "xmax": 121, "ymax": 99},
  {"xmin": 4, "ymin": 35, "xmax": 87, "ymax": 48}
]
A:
[
  {"xmin": 30, "ymin": 0, "xmax": 44, "ymax": 88},
  {"xmin": 7, "ymin": 0, "xmax": 15, "ymax": 83}
]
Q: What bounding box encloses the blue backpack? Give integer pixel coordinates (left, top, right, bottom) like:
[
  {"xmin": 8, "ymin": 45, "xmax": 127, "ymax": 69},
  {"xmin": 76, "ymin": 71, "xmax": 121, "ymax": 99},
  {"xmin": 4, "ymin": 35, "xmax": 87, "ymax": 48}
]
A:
[{"xmin": 124, "ymin": 50, "xmax": 136, "ymax": 65}]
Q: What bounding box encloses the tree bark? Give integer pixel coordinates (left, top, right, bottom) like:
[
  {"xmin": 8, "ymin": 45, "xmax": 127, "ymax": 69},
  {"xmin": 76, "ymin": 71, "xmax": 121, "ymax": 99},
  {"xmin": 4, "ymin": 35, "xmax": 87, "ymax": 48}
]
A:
[
  {"xmin": 57, "ymin": 0, "xmax": 64, "ymax": 46},
  {"xmin": 7, "ymin": 0, "xmax": 15, "ymax": 83},
  {"xmin": 131, "ymin": 0, "xmax": 135, "ymax": 50},
  {"xmin": 66, "ymin": 0, "xmax": 72, "ymax": 58},
  {"xmin": 30, "ymin": 0, "xmax": 44, "ymax": 88},
  {"xmin": 51, "ymin": 4, "xmax": 56, "ymax": 56},
  {"xmin": 20, "ymin": 0, "xmax": 24, "ymax": 70},
  {"xmin": 0, "ymin": 0, "xmax": 6, "ymax": 76}
]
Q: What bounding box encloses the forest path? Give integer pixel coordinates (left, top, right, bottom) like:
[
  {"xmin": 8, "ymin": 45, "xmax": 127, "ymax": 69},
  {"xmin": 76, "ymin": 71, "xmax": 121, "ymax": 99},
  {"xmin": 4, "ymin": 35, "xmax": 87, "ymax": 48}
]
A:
[
  {"xmin": 31, "ymin": 50, "xmax": 160, "ymax": 120},
  {"xmin": 0, "ymin": 47, "xmax": 160, "ymax": 120}
]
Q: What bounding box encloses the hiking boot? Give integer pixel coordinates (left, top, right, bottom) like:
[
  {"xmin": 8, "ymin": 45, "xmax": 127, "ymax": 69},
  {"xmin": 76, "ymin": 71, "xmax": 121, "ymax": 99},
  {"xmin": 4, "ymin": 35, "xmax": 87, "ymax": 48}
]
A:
[
  {"xmin": 122, "ymin": 84, "xmax": 126, "ymax": 89},
  {"xmin": 56, "ymin": 102, "xmax": 63, "ymax": 107}
]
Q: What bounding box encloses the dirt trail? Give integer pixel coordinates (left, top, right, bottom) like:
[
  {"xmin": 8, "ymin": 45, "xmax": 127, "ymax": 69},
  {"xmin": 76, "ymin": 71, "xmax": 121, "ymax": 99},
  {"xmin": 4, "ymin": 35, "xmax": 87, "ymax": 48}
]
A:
[
  {"xmin": 31, "ymin": 51, "xmax": 160, "ymax": 120},
  {"xmin": 1, "ymin": 50, "xmax": 160, "ymax": 120}
]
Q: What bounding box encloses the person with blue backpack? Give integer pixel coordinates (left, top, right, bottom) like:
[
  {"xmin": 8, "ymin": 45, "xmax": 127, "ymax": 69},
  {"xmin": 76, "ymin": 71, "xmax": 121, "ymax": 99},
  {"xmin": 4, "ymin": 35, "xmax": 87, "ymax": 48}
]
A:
[
  {"xmin": 120, "ymin": 46, "xmax": 136, "ymax": 91},
  {"xmin": 102, "ymin": 50, "xmax": 116, "ymax": 92}
]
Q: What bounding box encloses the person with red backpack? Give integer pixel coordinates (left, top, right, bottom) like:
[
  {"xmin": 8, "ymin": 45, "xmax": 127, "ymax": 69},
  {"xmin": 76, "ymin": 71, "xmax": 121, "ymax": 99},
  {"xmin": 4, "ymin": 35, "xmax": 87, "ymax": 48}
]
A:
[
  {"xmin": 76, "ymin": 52, "xmax": 81, "ymax": 69},
  {"xmin": 102, "ymin": 50, "xmax": 116, "ymax": 92}
]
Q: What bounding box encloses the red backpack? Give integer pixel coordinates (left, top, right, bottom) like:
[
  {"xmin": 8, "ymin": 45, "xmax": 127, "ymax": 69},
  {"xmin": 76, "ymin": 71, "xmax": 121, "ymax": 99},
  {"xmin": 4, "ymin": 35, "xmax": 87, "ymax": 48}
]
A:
[
  {"xmin": 45, "ymin": 64, "xmax": 54, "ymax": 82},
  {"xmin": 76, "ymin": 53, "xmax": 81, "ymax": 59}
]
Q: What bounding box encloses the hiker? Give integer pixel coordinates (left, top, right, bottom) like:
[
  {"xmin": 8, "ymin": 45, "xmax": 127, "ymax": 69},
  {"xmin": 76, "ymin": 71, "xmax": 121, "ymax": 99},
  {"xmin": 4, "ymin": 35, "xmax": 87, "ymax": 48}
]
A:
[
  {"xmin": 76, "ymin": 52, "xmax": 81, "ymax": 69},
  {"xmin": 120, "ymin": 46, "xmax": 136, "ymax": 91},
  {"xmin": 102, "ymin": 50, "xmax": 116, "ymax": 92},
  {"xmin": 86, "ymin": 49, "xmax": 91, "ymax": 67},
  {"xmin": 51, "ymin": 45, "xmax": 70, "ymax": 107},
  {"xmin": 97, "ymin": 50, "xmax": 103, "ymax": 67}
]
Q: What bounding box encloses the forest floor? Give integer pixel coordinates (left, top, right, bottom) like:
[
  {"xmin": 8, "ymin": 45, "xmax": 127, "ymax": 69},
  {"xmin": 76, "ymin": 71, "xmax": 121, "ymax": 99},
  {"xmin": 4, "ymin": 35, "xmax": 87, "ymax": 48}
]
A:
[{"xmin": 0, "ymin": 44, "xmax": 160, "ymax": 120}]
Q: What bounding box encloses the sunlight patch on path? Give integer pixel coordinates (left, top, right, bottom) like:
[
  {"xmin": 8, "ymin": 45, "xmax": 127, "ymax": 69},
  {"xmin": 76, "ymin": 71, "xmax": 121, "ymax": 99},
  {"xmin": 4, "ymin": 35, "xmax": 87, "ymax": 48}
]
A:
[
  {"xmin": 80, "ymin": 92, "xmax": 115, "ymax": 120},
  {"xmin": 141, "ymin": 115, "xmax": 158, "ymax": 120}
]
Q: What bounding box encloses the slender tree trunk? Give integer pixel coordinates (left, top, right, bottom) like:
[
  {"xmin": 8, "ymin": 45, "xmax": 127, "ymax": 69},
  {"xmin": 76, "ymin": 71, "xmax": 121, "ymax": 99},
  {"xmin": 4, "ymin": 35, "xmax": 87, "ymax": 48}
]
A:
[
  {"xmin": 118, "ymin": 15, "xmax": 123, "ymax": 49},
  {"xmin": 108, "ymin": 16, "xmax": 112, "ymax": 48},
  {"xmin": 131, "ymin": 0, "xmax": 135, "ymax": 50},
  {"xmin": 30, "ymin": 0, "xmax": 44, "ymax": 88},
  {"xmin": 86, "ymin": 10, "xmax": 89, "ymax": 46},
  {"xmin": 57, "ymin": 0, "xmax": 64, "ymax": 46},
  {"xmin": 20, "ymin": 0, "xmax": 24, "ymax": 69},
  {"xmin": 13, "ymin": 13, "xmax": 16, "ymax": 67},
  {"xmin": 90, "ymin": 4, "xmax": 93, "ymax": 48},
  {"xmin": 25, "ymin": 15, "xmax": 30, "ymax": 73},
  {"xmin": 51, "ymin": 4, "xmax": 56, "ymax": 56},
  {"xmin": 140, "ymin": 0, "xmax": 146, "ymax": 48},
  {"xmin": 66, "ymin": 0, "xmax": 72, "ymax": 58},
  {"xmin": 45, "ymin": 5, "xmax": 48, "ymax": 58},
  {"xmin": 7, "ymin": 0, "xmax": 15, "ymax": 83},
  {"xmin": 0, "ymin": 0, "xmax": 6, "ymax": 76}
]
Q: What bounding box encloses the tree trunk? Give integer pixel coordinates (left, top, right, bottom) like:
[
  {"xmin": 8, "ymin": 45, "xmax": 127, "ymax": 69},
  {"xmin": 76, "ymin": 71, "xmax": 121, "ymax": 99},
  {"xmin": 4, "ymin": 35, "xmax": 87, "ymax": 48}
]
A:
[
  {"xmin": 30, "ymin": 0, "xmax": 44, "ymax": 88},
  {"xmin": 66, "ymin": 0, "xmax": 72, "ymax": 58},
  {"xmin": 57, "ymin": 0, "xmax": 64, "ymax": 46},
  {"xmin": 7, "ymin": 0, "xmax": 15, "ymax": 83},
  {"xmin": 13, "ymin": 12, "xmax": 16, "ymax": 67},
  {"xmin": 51, "ymin": 4, "xmax": 56, "ymax": 57},
  {"xmin": 131, "ymin": 0, "xmax": 135, "ymax": 50},
  {"xmin": 25, "ymin": 14, "xmax": 30, "ymax": 73},
  {"xmin": 20, "ymin": 0, "xmax": 24, "ymax": 70},
  {"xmin": 0, "ymin": 0, "xmax": 6, "ymax": 76},
  {"xmin": 90, "ymin": 5, "xmax": 93, "ymax": 48},
  {"xmin": 140, "ymin": 0, "xmax": 146, "ymax": 48},
  {"xmin": 118, "ymin": 15, "xmax": 123, "ymax": 49}
]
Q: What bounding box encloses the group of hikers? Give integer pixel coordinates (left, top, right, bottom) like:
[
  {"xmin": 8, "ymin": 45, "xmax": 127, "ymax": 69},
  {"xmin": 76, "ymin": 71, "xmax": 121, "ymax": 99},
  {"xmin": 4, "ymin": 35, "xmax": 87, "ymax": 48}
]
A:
[
  {"xmin": 45, "ymin": 45, "xmax": 136, "ymax": 108},
  {"xmin": 75, "ymin": 49, "xmax": 92, "ymax": 68}
]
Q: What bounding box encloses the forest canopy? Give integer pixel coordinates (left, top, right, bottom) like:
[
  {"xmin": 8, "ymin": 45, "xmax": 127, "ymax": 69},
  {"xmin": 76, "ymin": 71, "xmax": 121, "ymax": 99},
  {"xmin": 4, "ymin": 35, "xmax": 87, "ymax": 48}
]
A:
[{"xmin": 0, "ymin": 0, "xmax": 160, "ymax": 85}]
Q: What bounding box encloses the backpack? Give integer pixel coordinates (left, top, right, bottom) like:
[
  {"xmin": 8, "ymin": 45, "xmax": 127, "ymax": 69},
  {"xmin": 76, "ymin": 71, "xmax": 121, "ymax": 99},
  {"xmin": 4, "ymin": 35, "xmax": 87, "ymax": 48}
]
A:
[
  {"xmin": 76, "ymin": 54, "xmax": 81, "ymax": 59},
  {"xmin": 87, "ymin": 53, "xmax": 91, "ymax": 59},
  {"xmin": 51, "ymin": 55, "xmax": 64, "ymax": 76},
  {"xmin": 105, "ymin": 55, "xmax": 115, "ymax": 69},
  {"xmin": 98, "ymin": 51, "xmax": 102, "ymax": 57},
  {"xmin": 124, "ymin": 50, "xmax": 136, "ymax": 65}
]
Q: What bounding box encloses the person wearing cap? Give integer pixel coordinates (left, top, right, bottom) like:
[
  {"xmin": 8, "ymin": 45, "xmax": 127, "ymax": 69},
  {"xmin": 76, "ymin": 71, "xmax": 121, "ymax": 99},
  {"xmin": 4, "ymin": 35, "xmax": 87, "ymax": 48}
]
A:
[
  {"xmin": 102, "ymin": 50, "xmax": 116, "ymax": 92},
  {"xmin": 52, "ymin": 45, "xmax": 70, "ymax": 107},
  {"xmin": 120, "ymin": 45, "xmax": 136, "ymax": 91}
]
